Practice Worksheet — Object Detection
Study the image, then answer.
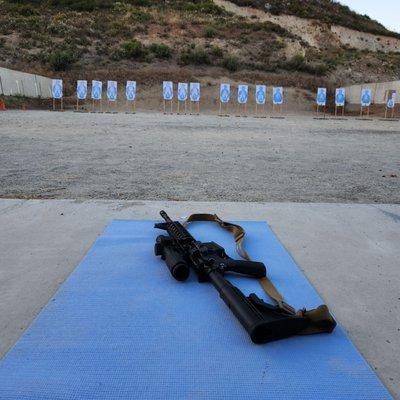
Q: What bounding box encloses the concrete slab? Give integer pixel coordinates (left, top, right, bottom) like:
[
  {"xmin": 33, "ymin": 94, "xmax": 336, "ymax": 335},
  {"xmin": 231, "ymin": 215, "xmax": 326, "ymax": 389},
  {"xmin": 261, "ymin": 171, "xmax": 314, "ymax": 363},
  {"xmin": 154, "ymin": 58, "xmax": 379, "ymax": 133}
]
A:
[{"xmin": 0, "ymin": 199, "xmax": 399, "ymax": 397}]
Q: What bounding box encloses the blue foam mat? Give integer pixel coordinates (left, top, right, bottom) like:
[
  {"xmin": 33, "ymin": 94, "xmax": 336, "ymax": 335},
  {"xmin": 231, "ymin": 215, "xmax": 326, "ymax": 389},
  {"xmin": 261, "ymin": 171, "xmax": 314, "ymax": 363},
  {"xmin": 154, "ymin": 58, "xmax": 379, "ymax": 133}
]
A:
[{"xmin": 0, "ymin": 220, "xmax": 392, "ymax": 399}]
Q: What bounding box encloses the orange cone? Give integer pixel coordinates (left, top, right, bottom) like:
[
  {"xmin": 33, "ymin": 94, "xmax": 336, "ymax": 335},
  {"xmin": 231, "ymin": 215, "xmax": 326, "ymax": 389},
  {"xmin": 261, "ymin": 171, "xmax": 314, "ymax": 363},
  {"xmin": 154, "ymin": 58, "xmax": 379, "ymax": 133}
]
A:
[{"xmin": 0, "ymin": 100, "xmax": 6, "ymax": 111}]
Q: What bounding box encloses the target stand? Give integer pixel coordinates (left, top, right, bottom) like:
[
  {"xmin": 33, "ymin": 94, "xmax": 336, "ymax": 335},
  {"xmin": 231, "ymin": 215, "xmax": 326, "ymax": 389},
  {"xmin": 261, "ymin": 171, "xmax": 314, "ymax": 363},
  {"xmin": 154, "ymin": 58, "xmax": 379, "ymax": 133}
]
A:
[
  {"xmin": 163, "ymin": 99, "xmax": 173, "ymax": 115},
  {"xmin": 125, "ymin": 99, "xmax": 136, "ymax": 115},
  {"xmin": 381, "ymin": 103, "xmax": 398, "ymax": 121},
  {"xmin": 177, "ymin": 100, "xmax": 187, "ymax": 115},
  {"xmin": 356, "ymin": 105, "xmax": 373, "ymax": 121},
  {"xmin": 270, "ymin": 103, "xmax": 285, "ymax": 119},
  {"xmin": 189, "ymin": 100, "xmax": 200, "ymax": 115},
  {"xmin": 74, "ymin": 98, "xmax": 88, "ymax": 113},
  {"xmin": 218, "ymin": 101, "xmax": 229, "ymax": 117},
  {"xmin": 51, "ymin": 97, "xmax": 64, "ymax": 112},
  {"xmin": 90, "ymin": 98, "xmax": 103, "ymax": 113},
  {"xmin": 105, "ymin": 100, "xmax": 118, "ymax": 114},
  {"xmin": 313, "ymin": 104, "xmax": 327, "ymax": 120},
  {"xmin": 331, "ymin": 105, "xmax": 347, "ymax": 120},
  {"xmin": 254, "ymin": 103, "xmax": 267, "ymax": 119},
  {"xmin": 235, "ymin": 103, "xmax": 247, "ymax": 118}
]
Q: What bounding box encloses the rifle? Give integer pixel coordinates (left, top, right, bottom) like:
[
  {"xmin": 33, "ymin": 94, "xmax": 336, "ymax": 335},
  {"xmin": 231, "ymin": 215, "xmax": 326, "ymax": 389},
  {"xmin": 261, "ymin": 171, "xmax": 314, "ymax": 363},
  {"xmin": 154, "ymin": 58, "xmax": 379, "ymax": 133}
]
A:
[{"xmin": 154, "ymin": 210, "xmax": 336, "ymax": 344}]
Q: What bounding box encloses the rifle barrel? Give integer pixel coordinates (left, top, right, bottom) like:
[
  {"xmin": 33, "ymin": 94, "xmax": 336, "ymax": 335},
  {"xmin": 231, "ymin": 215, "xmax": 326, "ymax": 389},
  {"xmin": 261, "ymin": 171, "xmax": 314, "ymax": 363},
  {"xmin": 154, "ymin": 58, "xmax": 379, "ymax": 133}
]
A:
[{"xmin": 160, "ymin": 210, "xmax": 173, "ymax": 223}]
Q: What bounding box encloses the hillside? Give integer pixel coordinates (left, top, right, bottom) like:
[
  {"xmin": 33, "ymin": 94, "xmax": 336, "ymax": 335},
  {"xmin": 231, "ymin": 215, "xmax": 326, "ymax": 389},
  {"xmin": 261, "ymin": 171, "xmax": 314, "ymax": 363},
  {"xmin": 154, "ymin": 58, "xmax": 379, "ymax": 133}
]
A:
[
  {"xmin": 229, "ymin": 0, "xmax": 400, "ymax": 38},
  {"xmin": 1, "ymin": 0, "xmax": 400, "ymax": 96}
]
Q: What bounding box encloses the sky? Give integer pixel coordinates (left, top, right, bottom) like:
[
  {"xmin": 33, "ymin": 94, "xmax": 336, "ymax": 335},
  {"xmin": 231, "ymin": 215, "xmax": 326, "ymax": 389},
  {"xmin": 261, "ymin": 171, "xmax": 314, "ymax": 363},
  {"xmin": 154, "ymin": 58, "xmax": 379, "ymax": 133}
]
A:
[{"xmin": 339, "ymin": 0, "xmax": 400, "ymax": 33}]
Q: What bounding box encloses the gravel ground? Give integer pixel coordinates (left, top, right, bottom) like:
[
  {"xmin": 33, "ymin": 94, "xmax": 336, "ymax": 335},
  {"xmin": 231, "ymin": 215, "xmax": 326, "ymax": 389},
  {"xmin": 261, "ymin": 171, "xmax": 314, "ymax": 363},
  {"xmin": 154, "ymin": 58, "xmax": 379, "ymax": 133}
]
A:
[{"xmin": 0, "ymin": 110, "xmax": 399, "ymax": 202}]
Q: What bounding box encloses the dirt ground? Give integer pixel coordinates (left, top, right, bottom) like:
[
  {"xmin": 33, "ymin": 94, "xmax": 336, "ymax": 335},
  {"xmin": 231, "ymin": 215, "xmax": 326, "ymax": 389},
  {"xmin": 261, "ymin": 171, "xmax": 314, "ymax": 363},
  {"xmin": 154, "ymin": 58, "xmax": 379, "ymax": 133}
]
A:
[{"xmin": 0, "ymin": 110, "xmax": 399, "ymax": 203}]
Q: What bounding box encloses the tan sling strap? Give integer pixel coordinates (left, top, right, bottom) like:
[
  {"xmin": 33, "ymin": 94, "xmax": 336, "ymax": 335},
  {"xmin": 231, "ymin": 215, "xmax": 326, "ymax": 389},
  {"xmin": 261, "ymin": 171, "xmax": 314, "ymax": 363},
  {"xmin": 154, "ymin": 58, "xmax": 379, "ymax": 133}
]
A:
[{"xmin": 183, "ymin": 213, "xmax": 336, "ymax": 335}]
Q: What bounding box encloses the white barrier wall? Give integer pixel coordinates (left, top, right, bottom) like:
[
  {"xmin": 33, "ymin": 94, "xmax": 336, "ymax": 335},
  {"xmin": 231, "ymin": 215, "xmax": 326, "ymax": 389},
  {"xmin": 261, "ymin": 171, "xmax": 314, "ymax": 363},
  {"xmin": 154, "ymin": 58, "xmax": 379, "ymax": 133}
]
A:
[
  {"xmin": 0, "ymin": 67, "xmax": 53, "ymax": 98},
  {"xmin": 344, "ymin": 81, "xmax": 400, "ymax": 104}
]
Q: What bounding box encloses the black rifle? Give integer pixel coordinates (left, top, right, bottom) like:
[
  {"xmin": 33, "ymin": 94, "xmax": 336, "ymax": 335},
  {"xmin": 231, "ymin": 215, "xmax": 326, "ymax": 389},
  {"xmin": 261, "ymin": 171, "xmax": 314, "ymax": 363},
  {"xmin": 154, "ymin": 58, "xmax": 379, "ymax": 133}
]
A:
[{"xmin": 154, "ymin": 210, "xmax": 335, "ymax": 344}]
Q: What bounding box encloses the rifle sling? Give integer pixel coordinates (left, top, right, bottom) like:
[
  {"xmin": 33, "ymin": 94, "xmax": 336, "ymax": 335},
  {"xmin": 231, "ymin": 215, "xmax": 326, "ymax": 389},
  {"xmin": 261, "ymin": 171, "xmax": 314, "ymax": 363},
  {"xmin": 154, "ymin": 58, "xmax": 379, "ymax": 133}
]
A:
[{"xmin": 183, "ymin": 213, "xmax": 336, "ymax": 335}]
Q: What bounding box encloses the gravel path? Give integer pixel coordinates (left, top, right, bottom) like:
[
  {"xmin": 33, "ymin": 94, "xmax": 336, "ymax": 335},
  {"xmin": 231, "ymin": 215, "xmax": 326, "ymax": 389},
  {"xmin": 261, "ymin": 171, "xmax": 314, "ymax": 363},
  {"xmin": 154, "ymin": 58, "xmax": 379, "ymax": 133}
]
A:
[{"xmin": 0, "ymin": 111, "xmax": 399, "ymax": 203}]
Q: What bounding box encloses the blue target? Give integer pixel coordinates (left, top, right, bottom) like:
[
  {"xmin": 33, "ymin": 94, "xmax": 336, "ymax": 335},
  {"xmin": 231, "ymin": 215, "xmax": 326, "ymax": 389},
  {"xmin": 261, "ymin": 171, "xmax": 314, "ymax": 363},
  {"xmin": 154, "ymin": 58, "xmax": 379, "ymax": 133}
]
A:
[
  {"xmin": 361, "ymin": 89, "xmax": 372, "ymax": 107},
  {"xmin": 316, "ymin": 88, "xmax": 327, "ymax": 106},
  {"xmin": 335, "ymin": 89, "xmax": 345, "ymax": 106},
  {"xmin": 52, "ymin": 79, "xmax": 63, "ymax": 99},
  {"xmin": 76, "ymin": 80, "xmax": 87, "ymax": 100},
  {"xmin": 190, "ymin": 83, "xmax": 200, "ymax": 102},
  {"xmin": 273, "ymin": 87, "xmax": 283, "ymax": 105},
  {"xmin": 255, "ymin": 85, "xmax": 266, "ymax": 105},
  {"xmin": 220, "ymin": 84, "xmax": 230, "ymax": 103},
  {"xmin": 387, "ymin": 96, "xmax": 396, "ymax": 109},
  {"xmin": 126, "ymin": 81, "xmax": 136, "ymax": 101},
  {"xmin": 163, "ymin": 81, "xmax": 173, "ymax": 101},
  {"xmin": 178, "ymin": 83, "xmax": 188, "ymax": 101},
  {"xmin": 92, "ymin": 80, "xmax": 102, "ymax": 100},
  {"xmin": 107, "ymin": 81, "xmax": 117, "ymax": 101},
  {"xmin": 238, "ymin": 85, "xmax": 248, "ymax": 104}
]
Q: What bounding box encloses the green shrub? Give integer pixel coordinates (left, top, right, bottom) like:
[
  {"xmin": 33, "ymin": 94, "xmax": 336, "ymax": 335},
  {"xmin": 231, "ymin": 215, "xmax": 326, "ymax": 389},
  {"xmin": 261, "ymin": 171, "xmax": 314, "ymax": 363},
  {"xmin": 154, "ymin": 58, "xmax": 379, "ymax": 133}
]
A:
[
  {"xmin": 130, "ymin": 9, "xmax": 152, "ymax": 23},
  {"xmin": 179, "ymin": 47, "xmax": 210, "ymax": 65},
  {"xmin": 286, "ymin": 54, "xmax": 306, "ymax": 70},
  {"xmin": 121, "ymin": 39, "xmax": 148, "ymax": 60},
  {"xmin": 204, "ymin": 26, "xmax": 216, "ymax": 38},
  {"xmin": 209, "ymin": 45, "xmax": 223, "ymax": 58},
  {"xmin": 149, "ymin": 43, "xmax": 172, "ymax": 59},
  {"xmin": 234, "ymin": 20, "xmax": 293, "ymax": 37},
  {"xmin": 280, "ymin": 54, "xmax": 329, "ymax": 76},
  {"xmin": 48, "ymin": 0, "xmax": 114, "ymax": 11},
  {"xmin": 221, "ymin": 55, "xmax": 239, "ymax": 71},
  {"xmin": 110, "ymin": 48, "xmax": 123, "ymax": 61},
  {"xmin": 4, "ymin": 3, "xmax": 39, "ymax": 16},
  {"xmin": 108, "ymin": 21, "xmax": 132, "ymax": 38},
  {"xmin": 48, "ymin": 49, "xmax": 76, "ymax": 71},
  {"xmin": 126, "ymin": 0, "xmax": 151, "ymax": 6},
  {"xmin": 180, "ymin": 1, "xmax": 224, "ymax": 16}
]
